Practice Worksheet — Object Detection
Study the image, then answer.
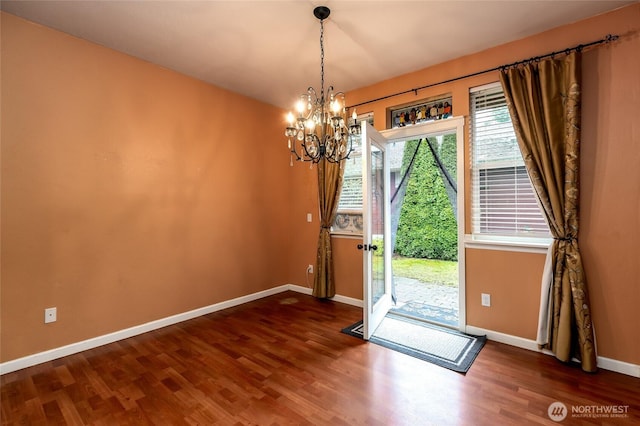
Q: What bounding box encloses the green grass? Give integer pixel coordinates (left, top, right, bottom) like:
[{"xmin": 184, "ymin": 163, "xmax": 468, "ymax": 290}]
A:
[{"xmin": 391, "ymin": 255, "xmax": 458, "ymax": 287}]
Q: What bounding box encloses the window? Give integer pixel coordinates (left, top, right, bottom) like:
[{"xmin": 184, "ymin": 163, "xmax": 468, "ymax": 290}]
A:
[
  {"xmin": 333, "ymin": 113, "xmax": 373, "ymax": 235},
  {"xmin": 332, "ymin": 140, "xmax": 364, "ymax": 235},
  {"xmin": 469, "ymin": 83, "xmax": 550, "ymax": 241},
  {"xmin": 389, "ymin": 95, "xmax": 453, "ymax": 128}
]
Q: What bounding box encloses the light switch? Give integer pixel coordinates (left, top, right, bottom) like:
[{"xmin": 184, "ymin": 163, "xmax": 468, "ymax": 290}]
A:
[{"xmin": 481, "ymin": 293, "xmax": 491, "ymax": 307}]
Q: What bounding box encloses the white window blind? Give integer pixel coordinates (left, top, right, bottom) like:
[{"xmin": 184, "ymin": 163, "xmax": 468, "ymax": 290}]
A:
[
  {"xmin": 470, "ymin": 83, "xmax": 550, "ymax": 238},
  {"xmin": 337, "ymin": 143, "xmax": 363, "ymax": 210}
]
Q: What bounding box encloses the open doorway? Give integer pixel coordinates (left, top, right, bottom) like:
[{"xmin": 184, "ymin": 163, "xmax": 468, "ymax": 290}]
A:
[{"xmin": 378, "ymin": 121, "xmax": 464, "ymax": 330}]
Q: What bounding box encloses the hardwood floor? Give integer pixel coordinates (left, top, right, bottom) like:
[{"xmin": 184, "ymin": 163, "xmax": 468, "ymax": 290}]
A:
[{"xmin": 2, "ymin": 291, "xmax": 639, "ymax": 425}]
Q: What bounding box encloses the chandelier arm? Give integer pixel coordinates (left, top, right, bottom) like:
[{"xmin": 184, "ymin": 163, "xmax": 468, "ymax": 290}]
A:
[
  {"xmin": 290, "ymin": 146, "xmax": 302, "ymax": 161},
  {"xmin": 292, "ymin": 138, "xmax": 314, "ymax": 163},
  {"xmin": 300, "ymin": 134, "xmax": 322, "ymax": 163},
  {"xmin": 306, "ymin": 87, "xmax": 319, "ymax": 104}
]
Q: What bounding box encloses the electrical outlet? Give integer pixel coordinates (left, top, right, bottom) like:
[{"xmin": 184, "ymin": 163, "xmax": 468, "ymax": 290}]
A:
[
  {"xmin": 307, "ymin": 264, "xmax": 313, "ymax": 274},
  {"xmin": 45, "ymin": 307, "xmax": 57, "ymax": 323},
  {"xmin": 481, "ymin": 293, "xmax": 491, "ymax": 307}
]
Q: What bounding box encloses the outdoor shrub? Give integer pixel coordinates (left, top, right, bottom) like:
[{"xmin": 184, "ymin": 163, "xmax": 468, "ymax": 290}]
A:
[{"xmin": 395, "ymin": 137, "xmax": 458, "ymax": 261}]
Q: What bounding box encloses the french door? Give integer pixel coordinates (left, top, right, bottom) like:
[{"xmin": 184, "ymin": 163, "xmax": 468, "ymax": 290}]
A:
[
  {"xmin": 360, "ymin": 117, "xmax": 466, "ymax": 336},
  {"xmin": 361, "ymin": 122, "xmax": 392, "ymax": 339}
]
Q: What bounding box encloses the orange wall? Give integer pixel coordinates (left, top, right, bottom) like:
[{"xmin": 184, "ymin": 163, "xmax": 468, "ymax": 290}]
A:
[
  {"xmin": 283, "ymin": 162, "xmax": 319, "ymax": 290},
  {"xmin": 332, "ymin": 237, "xmax": 363, "ymax": 300},
  {"xmin": 2, "ymin": 4, "xmax": 639, "ymax": 368},
  {"xmin": 0, "ymin": 13, "xmax": 293, "ymax": 362},
  {"xmin": 336, "ymin": 4, "xmax": 640, "ymax": 365}
]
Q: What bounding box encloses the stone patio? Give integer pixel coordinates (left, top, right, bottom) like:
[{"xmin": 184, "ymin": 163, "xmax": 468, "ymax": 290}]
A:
[
  {"xmin": 392, "ymin": 276, "xmax": 459, "ymax": 326},
  {"xmin": 394, "ymin": 276, "xmax": 458, "ymax": 308}
]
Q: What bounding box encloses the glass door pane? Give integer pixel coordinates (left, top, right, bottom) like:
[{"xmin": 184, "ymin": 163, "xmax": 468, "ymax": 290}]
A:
[
  {"xmin": 371, "ymin": 147, "xmax": 385, "ymax": 304},
  {"xmin": 362, "ymin": 122, "xmax": 392, "ymax": 339}
]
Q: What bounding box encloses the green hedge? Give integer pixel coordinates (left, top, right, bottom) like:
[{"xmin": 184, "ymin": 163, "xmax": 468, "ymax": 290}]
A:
[{"xmin": 395, "ymin": 137, "xmax": 458, "ymax": 261}]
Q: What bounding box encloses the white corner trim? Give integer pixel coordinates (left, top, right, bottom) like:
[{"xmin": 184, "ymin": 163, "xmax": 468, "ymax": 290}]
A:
[
  {"xmin": 466, "ymin": 325, "xmax": 640, "ymax": 378},
  {"xmin": 0, "ymin": 284, "xmax": 362, "ymax": 375}
]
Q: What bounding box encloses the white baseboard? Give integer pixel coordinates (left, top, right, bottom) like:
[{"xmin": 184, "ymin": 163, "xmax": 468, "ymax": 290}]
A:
[
  {"xmin": 3, "ymin": 288, "xmax": 636, "ymax": 378},
  {"xmin": 331, "ymin": 293, "xmax": 363, "ymax": 308},
  {"xmin": 287, "ymin": 284, "xmax": 313, "ymax": 296},
  {"xmin": 596, "ymin": 355, "xmax": 640, "ymax": 378},
  {"xmin": 1, "ymin": 285, "xmax": 290, "ymax": 375},
  {"xmin": 466, "ymin": 325, "xmax": 640, "ymax": 378},
  {"xmin": 465, "ymin": 325, "xmax": 541, "ymax": 352},
  {"xmin": 287, "ymin": 284, "xmax": 363, "ymax": 308},
  {"xmin": 0, "ymin": 284, "xmax": 359, "ymax": 375}
]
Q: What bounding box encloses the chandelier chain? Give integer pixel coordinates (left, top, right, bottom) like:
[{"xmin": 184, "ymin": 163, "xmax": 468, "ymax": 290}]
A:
[{"xmin": 320, "ymin": 18, "xmax": 325, "ymax": 99}]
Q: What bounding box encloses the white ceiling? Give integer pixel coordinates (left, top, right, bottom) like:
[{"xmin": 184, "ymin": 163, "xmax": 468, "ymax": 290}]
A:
[{"xmin": 2, "ymin": 1, "xmax": 635, "ymax": 109}]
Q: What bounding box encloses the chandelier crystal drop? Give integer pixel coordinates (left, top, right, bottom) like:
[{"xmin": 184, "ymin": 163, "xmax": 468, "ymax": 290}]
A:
[{"xmin": 285, "ymin": 6, "xmax": 361, "ymax": 165}]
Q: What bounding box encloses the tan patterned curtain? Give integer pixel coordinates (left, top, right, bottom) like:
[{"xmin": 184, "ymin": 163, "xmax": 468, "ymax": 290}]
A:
[
  {"xmin": 500, "ymin": 51, "xmax": 597, "ymax": 372},
  {"xmin": 313, "ymin": 158, "xmax": 345, "ymax": 298}
]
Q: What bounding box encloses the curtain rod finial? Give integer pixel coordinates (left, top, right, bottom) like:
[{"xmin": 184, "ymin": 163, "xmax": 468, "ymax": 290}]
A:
[{"xmin": 605, "ymin": 34, "xmax": 619, "ymax": 43}]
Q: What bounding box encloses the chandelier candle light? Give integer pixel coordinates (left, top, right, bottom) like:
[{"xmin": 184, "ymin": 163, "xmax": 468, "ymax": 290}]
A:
[{"xmin": 285, "ymin": 6, "xmax": 361, "ymax": 166}]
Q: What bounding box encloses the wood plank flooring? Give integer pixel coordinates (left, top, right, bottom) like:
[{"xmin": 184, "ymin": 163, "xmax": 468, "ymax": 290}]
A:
[{"xmin": 2, "ymin": 291, "xmax": 639, "ymax": 425}]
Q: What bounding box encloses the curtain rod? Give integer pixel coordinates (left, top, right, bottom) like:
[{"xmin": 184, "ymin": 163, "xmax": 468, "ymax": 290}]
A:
[{"xmin": 347, "ymin": 34, "xmax": 618, "ymax": 110}]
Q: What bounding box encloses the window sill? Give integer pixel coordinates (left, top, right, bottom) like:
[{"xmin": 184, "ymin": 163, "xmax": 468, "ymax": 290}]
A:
[
  {"xmin": 464, "ymin": 234, "xmax": 552, "ymax": 254},
  {"xmin": 330, "ymin": 232, "xmax": 363, "ymax": 239}
]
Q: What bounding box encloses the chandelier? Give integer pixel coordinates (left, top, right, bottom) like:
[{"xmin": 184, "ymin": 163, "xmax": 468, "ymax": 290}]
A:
[{"xmin": 285, "ymin": 6, "xmax": 361, "ymax": 165}]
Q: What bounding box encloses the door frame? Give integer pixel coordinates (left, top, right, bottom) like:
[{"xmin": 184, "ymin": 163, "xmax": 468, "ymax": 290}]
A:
[{"xmin": 378, "ymin": 116, "xmax": 466, "ymax": 332}]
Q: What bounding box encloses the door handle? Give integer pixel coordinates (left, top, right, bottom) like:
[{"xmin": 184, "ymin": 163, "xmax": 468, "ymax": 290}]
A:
[
  {"xmin": 357, "ymin": 244, "xmax": 377, "ymax": 251},
  {"xmin": 369, "ymin": 244, "xmax": 378, "ymax": 251},
  {"xmin": 357, "ymin": 244, "xmax": 364, "ymax": 250}
]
